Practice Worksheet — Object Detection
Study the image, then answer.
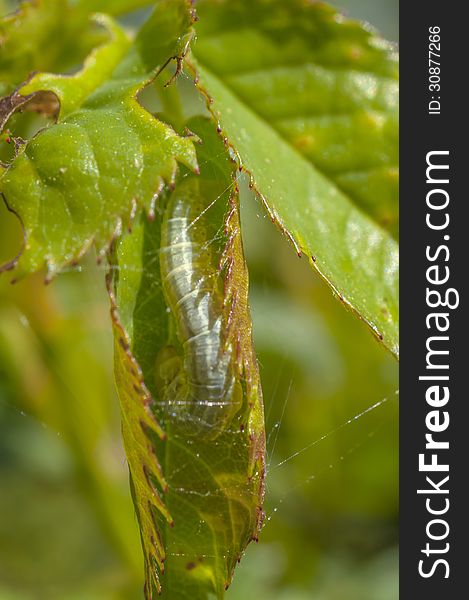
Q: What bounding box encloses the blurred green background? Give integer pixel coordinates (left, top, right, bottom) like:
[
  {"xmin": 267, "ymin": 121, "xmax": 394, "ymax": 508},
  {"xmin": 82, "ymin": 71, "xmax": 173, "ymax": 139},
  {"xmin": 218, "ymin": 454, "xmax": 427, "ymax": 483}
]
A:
[{"xmin": 0, "ymin": 1, "xmax": 398, "ymax": 598}]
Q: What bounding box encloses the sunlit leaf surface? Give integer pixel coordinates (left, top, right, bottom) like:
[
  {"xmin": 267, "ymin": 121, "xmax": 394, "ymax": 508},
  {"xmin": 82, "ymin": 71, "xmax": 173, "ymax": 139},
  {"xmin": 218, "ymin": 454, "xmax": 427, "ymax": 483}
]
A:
[{"xmin": 190, "ymin": 0, "xmax": 399, "ymax": 356}]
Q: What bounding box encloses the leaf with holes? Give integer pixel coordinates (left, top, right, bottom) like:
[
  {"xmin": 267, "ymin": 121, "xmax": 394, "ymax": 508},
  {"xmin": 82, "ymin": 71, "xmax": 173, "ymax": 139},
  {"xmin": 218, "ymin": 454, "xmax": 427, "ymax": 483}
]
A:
[
  {"xmin": 109, "ymin": 117, "xmax": 265, "ymax": 598},
  {"xmin": 189, "ymin": 0, "xmax": 399, "ymax": 357},
  {"xmin": 0, "ymin": 1, "xmax": 198, "ymax": 279}
]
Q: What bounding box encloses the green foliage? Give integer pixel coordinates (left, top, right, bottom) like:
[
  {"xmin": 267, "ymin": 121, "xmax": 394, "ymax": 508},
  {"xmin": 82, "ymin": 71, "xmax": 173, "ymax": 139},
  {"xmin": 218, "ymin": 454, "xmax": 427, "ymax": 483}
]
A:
[
  {"xmin": 189, "ymin": 0, "xmax": 398, "ymax": 357},
  {"xmin": 0, "ymin": 1, "xmax": 399, "ymax": 598},
  {"xmin": 188, "ymin": 0, "xmax": 399, "ymax": 355},
  {"xmin": 193, "ymin": 0, "xmax": 399, "ymax": 230},
  {"xmin": 0, "ymin": 0, "xmax": 107, "ymax": 95},
  {"xmin": 0, "ymin": 4, "xmax": 197, "ymax": 277},
  {"xmin": 193, "ymin": 59, "xmax": 398, "ymax": 356}
]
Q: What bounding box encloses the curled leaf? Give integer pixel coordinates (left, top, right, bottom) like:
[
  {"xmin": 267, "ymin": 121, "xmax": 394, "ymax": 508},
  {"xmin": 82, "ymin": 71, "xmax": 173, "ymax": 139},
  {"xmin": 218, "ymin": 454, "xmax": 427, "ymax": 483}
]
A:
[{"xmin": 109, "ymin": 117, "xmax": 265, "ymax": 598}]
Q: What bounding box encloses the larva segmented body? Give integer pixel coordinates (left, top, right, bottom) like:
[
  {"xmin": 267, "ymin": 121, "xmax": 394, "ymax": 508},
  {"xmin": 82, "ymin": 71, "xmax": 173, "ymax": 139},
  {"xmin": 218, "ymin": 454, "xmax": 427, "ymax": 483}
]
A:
[{"xmin": 157, "ymin": 179, "xmax": 242, "ymax": 434}]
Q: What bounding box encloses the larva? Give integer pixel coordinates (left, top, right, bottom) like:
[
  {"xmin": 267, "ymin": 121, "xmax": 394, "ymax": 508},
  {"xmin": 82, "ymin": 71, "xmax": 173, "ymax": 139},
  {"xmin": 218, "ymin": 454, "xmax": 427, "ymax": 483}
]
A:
[{"xmin": 155, "ymin": 177, "xmax": 242, "ymax": 435}]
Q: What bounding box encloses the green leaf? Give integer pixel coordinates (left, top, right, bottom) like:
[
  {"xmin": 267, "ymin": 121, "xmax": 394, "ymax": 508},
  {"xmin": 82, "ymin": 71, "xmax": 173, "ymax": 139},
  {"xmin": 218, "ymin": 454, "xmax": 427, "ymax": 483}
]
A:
[
  {"xmin": 0, "ymin": 1, "xmax": 198, "ymax": 278},
  {"xmin": 109, "ymin": 117, "xmax": 265, "ymax": 598},
  {"xmin": 0, "ymin": 0, "xmax": 156, "ymax": 97},
  {"xmin": 189, "ymin": 0, "xmax": 399, "ymax": 357},
  {"xmin": 0, "ymin": 0, "xmax": 107, "ymax": 95}
]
